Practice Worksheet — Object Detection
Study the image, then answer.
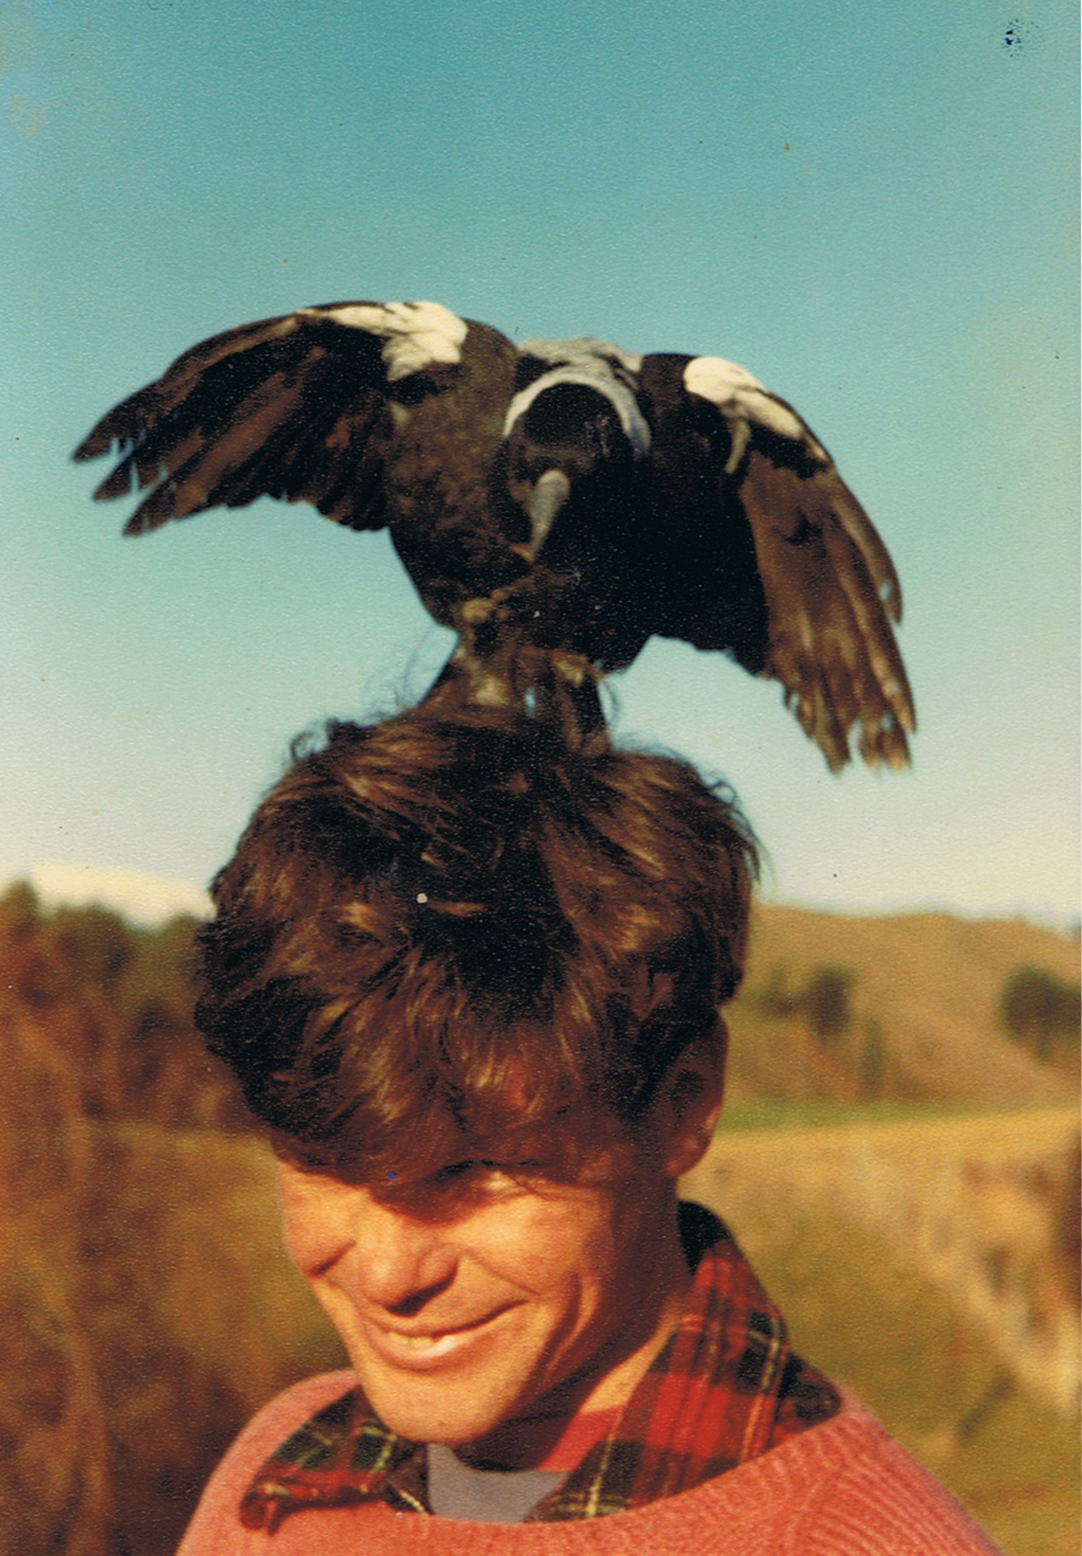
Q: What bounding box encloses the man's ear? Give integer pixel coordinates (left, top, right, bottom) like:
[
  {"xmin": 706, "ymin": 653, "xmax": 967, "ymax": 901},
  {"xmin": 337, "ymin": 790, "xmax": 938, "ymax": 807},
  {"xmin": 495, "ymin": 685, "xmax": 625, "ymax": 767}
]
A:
[{"xmin": 655, "ymin": 1019, "xmax": 727, "ymax": 1180}]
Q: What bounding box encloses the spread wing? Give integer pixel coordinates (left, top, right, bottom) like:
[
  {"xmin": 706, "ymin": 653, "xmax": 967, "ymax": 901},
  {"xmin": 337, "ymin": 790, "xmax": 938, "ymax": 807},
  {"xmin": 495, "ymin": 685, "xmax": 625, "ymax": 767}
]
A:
[
  {"xmin": 72, "ymin": 300, "xmax": 471, "ymax": 535},
  {"xmin": 641, "ymin": 353, "xmax": 915, "ymax": 771}
]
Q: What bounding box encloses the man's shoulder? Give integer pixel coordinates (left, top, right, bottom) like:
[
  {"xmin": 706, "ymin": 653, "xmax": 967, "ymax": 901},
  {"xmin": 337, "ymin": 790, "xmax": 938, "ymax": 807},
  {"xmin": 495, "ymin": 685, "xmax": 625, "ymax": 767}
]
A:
[
  {"xmin": 648, "ymin": 1388, "xmax": 1002, "ymax": 1555},
  {"xmin": 257, "ymin": 1371, "xmax": 361, "ymax": 1417},
  {"xmin": 182, "ymin": 1377, "xmax": 1001, "ymax": 1555},
  {"xmin": 231, "ymin": 1370, "xmax": 361, "ymax": 1470},
  {"xmin": 176, "ymin": 1372, "xmax": 361, "ymax": 1554}
]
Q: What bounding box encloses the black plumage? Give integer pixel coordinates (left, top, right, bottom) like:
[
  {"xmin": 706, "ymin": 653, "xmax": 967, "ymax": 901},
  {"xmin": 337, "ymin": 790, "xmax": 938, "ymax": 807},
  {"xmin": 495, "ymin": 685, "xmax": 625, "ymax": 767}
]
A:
[{"xmin": 73, "ymin": 299, "xmax": 915, "ymax": 768}]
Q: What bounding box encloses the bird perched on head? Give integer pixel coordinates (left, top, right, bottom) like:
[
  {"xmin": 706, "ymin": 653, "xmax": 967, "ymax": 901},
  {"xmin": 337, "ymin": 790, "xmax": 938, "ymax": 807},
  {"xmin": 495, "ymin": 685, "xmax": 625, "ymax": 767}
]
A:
[{"xmin": 73, "ymin": 298, "xmax": 915, "ymax": 768}]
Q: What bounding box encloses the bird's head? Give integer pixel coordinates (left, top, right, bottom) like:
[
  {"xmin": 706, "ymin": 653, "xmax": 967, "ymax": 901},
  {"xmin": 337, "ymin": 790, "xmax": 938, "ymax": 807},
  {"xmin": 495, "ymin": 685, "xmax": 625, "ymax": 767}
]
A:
[{"xmin": 502, "ymin": 381, "xmax": 645, "ymax": 559}]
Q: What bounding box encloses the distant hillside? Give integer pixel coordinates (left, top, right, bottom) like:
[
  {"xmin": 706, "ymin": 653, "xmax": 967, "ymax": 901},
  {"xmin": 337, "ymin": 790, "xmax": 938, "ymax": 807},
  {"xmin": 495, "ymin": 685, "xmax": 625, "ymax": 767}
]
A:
[
  {"xmin": 725, "ymin": 905, "xmax": 1080, "ymax": 1110},
  {"xmin": 2, "ymin": 881, "xmax": 1076, "ymax": 1127}
]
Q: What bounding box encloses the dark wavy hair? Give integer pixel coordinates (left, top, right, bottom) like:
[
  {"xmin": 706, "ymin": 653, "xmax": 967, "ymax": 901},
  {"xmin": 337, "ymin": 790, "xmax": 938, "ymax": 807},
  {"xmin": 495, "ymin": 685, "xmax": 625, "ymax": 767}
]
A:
[{"xmin": 195, "ymin": 705, "xmax": 757, "ymax": 1176}]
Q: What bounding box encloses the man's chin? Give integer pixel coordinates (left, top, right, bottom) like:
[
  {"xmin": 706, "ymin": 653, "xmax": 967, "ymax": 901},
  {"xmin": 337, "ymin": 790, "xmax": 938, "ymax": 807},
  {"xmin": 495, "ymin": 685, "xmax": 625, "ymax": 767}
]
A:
[
  {"xmin": 383, "ymin": 1365, "xmax": 613, "ymax": 1470},
  {"xmin": 359, "ymin": 1374, "xmax": 528, "ymax": 1452}
]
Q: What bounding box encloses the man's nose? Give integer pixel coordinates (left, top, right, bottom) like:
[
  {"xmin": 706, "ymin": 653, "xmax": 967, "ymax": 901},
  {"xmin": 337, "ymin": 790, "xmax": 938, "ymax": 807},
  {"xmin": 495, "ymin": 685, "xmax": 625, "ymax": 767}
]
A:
[{"xmin": 350, "ymin": 1195, "xmax": 459, "ymax": 1314}]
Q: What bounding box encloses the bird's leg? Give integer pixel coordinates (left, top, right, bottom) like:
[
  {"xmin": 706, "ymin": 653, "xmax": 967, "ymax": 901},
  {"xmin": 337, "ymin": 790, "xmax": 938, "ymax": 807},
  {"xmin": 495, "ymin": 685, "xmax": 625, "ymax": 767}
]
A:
[
  {"xmin": 423, "ymin": 595, "xmax": 608, "ymax": 750},
  {"xmin": 539, "ymin": 653, "xmax": 607, "ymax": 751},
  {"xmin": 425, "ymin": 602, "xmax": 516, "ymax": 711},
  {"xmin": 424, "ymin": 594, "xmax": 527, "ymax": 714}
]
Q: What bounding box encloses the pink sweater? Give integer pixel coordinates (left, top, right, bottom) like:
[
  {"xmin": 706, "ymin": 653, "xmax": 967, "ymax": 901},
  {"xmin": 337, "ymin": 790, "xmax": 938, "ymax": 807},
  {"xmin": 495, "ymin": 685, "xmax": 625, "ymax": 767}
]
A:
[{"xmin": 178, "ymin": 1371, "xmax": 1001, "ymax": 1554}]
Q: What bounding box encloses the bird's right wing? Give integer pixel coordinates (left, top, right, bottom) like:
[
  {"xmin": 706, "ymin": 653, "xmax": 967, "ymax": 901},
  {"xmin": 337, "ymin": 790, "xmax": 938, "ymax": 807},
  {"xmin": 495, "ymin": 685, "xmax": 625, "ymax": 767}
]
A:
[{"xmin": 73, "ymin": 301, "xmax": 470, "ymax": 535}]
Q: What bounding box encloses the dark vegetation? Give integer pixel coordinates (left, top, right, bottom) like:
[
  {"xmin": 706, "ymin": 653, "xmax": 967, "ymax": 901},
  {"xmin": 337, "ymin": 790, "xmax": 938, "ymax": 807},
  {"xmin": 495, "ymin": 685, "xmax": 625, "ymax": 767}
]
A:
[
  {"xmin": 743, "ymin": 949, "xmax": 1079, "ymax": 1112},
  {"xmin": 998, "ymin": 965, "xmax": 1081, "ymax": 1061},
  {"xmin": 1, "ymin": 885, "xmax": 1077, "ymax": 1555},
  {"xmin": 755, "ymin": 962, "xmax": 855, "ymax": 1040},
  {"xmin": 743, "ymin": 960, "xmax": 899, "ymax": 1105},
  {"xmin": 0, "ymin": 880, "xmax": 248, "ymax": 1134}
]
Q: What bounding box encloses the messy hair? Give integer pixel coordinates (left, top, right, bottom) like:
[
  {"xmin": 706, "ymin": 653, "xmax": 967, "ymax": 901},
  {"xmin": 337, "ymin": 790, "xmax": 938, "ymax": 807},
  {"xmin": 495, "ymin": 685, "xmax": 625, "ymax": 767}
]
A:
[{"xmin": 196, "ymin": 705, "xmax": 757, "ymax": 1176}]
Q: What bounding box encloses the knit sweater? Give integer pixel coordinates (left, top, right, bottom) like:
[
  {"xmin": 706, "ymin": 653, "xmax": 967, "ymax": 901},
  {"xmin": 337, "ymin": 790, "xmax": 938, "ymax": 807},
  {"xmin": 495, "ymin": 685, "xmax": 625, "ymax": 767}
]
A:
[{"xmin": 177, "ymin": 1371, "xmax": 1002, "ymax": 1554}]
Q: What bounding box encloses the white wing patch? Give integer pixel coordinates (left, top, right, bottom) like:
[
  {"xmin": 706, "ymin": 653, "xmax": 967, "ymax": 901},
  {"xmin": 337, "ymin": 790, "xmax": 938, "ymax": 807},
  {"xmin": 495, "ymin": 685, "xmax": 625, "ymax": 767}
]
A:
[
  {"xmin": 505, "ymin": 337, "xmax": 651, "ymax": 458},
  {"xmin": 683, "ymin": 355, "xmax": 826, "ymax": 474},
  {"xmin": 301, "ymin": 300, "xmax": 468, "ymax": 382},
  {"xmin": 683, "ymin": 354, "xmax": 768, "ymax": 403}
]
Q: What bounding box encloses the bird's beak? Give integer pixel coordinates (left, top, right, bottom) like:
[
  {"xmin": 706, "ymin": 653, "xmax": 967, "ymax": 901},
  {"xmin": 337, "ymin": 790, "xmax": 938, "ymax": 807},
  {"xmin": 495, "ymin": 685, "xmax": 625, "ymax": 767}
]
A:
[{"xmin": 526, "ymin": 469, "xmax": 572, "ymax": 558}]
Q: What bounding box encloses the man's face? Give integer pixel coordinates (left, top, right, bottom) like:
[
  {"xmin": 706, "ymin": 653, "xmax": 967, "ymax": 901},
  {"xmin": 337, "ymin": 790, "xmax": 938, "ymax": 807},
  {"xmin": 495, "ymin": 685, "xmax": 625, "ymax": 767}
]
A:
[{"xmin": 277, "ymin": 1117, "xmax": 693, "ymax": 1461}]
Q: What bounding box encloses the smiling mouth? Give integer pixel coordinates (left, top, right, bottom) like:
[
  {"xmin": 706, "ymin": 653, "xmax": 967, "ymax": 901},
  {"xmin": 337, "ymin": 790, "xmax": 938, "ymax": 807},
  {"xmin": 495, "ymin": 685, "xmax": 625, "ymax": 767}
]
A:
[
  {"xmin": 368, "ymin": 1308, "xmax": 512, "ymax": 1366},
  {"xmin": 396, "ymin": 1331, "xmax": 457, "ymax": 1353}
]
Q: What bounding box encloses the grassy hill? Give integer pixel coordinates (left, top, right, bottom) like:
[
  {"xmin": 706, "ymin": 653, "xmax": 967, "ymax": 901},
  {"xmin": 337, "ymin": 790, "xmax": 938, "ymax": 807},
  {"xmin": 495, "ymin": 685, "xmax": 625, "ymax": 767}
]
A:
[{"xmin": 723, "ymin": 905, "xmax": 1080, "ymax": 1115}]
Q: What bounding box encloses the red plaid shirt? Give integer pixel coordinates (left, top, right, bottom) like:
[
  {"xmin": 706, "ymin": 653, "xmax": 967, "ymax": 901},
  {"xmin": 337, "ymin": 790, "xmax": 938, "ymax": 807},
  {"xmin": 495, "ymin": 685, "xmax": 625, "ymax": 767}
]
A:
[{"xmin": 241, "ymin": 1204, "xmax": 839, "ymax": 1532}]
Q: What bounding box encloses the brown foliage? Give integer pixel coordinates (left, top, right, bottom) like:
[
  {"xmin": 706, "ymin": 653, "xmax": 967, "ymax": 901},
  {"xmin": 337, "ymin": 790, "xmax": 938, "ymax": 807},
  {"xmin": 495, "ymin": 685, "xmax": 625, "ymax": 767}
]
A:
[
  {"xmin": 0, "ymin": 884, "xmax": 252, "ymax": 1133},
  {"xmin": 0, "ymin": 886, "xmax": 343, "ymax": 1556}
]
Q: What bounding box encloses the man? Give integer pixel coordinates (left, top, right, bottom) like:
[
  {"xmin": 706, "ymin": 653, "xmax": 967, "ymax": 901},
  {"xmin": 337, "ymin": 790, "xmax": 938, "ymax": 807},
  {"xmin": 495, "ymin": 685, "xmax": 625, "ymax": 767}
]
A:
[{"xmin": 179, "ymin": 705, "xmax": 999, "ymax": 1552}]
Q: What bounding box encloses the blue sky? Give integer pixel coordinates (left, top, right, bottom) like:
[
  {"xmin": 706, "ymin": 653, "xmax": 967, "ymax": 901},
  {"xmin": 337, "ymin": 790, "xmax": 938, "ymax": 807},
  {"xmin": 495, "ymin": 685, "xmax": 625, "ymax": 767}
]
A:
[{"xmin": 2, "ymin": 0, "xmax": 1078, "ymax": 923}]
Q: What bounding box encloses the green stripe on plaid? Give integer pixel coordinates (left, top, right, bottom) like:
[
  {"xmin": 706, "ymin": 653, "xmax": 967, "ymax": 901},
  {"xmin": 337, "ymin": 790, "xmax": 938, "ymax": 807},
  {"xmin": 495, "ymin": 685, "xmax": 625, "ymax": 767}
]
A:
[
  {"xmin": 240, "ymin": 1397, "xmax": 429, "ymax": 1530},
  {"xmin": 240, "ymin": 1205, "xmax": 839, "ymax": 1532}
]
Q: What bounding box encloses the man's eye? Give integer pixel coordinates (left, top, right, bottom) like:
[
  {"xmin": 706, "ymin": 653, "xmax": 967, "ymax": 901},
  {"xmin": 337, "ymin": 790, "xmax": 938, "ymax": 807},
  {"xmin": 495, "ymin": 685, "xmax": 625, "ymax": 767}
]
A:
[
  {"xmin": 427, "ymin": 1159, "xmax": 547, "ymax": 1193},
  {"xmin": 433, "ymin": 1161, "xmax": 478, "ymax": 1185}
]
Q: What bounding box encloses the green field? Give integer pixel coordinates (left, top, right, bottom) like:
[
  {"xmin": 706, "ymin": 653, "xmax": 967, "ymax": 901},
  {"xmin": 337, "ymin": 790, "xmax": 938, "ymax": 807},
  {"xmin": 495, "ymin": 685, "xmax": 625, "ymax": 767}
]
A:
[{"xmin": 719, "ymin": 1096, "xmax": 1033, "ymax": 1131}]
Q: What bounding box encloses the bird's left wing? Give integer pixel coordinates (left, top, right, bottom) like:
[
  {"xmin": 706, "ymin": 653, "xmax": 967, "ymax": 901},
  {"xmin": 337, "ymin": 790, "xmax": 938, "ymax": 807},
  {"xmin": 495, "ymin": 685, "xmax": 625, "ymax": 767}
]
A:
[
  {"xmin": 73, "ymin": 301, "xmax": 470, "ymax": 534},
  {"xmin": 641, "ymin": 353, "xmax": 915, "ymax": 771}
]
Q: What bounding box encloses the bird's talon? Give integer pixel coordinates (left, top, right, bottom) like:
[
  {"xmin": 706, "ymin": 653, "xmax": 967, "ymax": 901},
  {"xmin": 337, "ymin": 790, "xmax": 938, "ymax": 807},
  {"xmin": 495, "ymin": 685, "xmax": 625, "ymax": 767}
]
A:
[{"xmin": 461, "ymin": 597, "xmax": 496, "ymax": 627}]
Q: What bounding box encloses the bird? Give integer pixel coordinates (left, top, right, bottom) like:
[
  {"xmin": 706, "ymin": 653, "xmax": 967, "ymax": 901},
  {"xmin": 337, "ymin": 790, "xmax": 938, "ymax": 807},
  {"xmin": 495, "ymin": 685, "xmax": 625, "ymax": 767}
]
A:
[{"xmin": 73, "ymin": 298, "xmax": 914, "ymax": 768}]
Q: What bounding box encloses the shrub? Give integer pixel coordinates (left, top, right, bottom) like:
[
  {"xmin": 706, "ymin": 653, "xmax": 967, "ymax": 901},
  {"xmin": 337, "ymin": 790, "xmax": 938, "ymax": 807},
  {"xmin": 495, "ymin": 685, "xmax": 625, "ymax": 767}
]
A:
[
  {"xmin": 801, "ymin": 966, "xmax": 854, "ymax": 1042},
  {"xmin": 752, "ymin": 963, "xmax": 855, "ymax": 1043},
  {"xmin": 999, "ymin": 965, "xmax": 1081, "ymax": 1061},
  {"xmin": 859, "ymin": 1018, "xmax": 886, "ymax": 1098},
  {"xmin": 756, "ymin": 963, "xmax": 798, "ymax": 1017},
  {"xmin": 0, "ymin": 888, "xmax": 340, "ymax": 1555}
]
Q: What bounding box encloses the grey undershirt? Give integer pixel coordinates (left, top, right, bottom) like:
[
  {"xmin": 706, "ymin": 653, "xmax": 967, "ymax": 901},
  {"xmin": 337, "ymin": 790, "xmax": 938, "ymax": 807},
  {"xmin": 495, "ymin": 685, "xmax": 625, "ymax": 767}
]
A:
[{"xmin": 426, "ymin": 1443, "xmax": 566, "ymax": 1523}]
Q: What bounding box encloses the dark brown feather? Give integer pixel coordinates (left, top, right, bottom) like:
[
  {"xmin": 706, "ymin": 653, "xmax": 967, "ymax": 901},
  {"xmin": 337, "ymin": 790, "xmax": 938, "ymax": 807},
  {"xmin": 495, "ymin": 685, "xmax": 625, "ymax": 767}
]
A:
[{"xmin": 736, "ymin": 451, "xmax": 914, "ymax": 771}]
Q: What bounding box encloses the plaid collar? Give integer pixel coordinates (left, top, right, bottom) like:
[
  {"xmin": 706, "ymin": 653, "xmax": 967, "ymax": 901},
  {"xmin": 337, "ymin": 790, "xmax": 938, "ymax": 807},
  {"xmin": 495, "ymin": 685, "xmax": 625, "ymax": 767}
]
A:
[{"xmin": 241, "ymin": 1204, "xmax": 839, "ymax": 1532}]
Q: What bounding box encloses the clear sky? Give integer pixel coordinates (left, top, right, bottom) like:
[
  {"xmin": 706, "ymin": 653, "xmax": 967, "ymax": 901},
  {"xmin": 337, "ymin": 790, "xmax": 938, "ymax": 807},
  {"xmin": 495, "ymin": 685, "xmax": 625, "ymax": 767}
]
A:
[{"xmin": 2, "ymin": 0, "xmax": 1078, "ymax": 924}]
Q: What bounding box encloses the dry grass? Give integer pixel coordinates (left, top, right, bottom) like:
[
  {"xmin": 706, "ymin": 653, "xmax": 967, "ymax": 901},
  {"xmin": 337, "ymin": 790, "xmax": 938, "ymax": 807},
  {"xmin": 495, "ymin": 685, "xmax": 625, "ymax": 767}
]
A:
[
  {"xmin": 0, "ymin": 891, "xmax": 344, "ymax": 1555},
  {"xmin": 0, "ymin": 993, "xmax": 114, "ymax": 1556},
  {"xmin": 0, "ymin": 1111, "xmax": 343, "ymax": 1556},
  {"xmin": 724, "ymin": 1202, "xmax": 1080, "ymax": 1556}
]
